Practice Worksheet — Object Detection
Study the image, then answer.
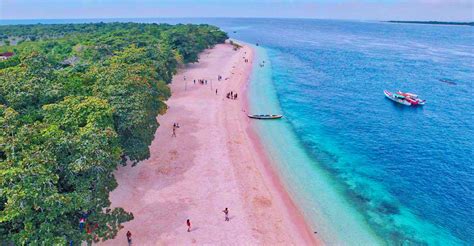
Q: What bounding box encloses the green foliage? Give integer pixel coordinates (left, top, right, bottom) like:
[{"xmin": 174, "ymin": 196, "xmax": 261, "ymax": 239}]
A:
[
  {"xmin": 0, "ymin": 22, "xmax": 227, "ymax": 244},
  {"xmin": 0, "ymin": 53, "xmax": 61, "ymax": 113},
  {"xmin": 0, "ymin": 55, "xmax": 20, "ymax": 70},
  {"xmin": 161, "ymin": 24, "xmax": 228, "ymax": 63},
  {"xmin": 92, "ymin": 45, "xmax": 171, "ymax": 163},
  {"xmin": 0, "ymin": 100, "xmax": 133, "ymax": 244}
]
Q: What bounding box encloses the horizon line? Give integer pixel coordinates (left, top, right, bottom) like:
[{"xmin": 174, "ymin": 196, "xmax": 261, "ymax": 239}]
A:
[{"xmin": 1, "ymin": 16, "xmax": 473, "ymax": 23}]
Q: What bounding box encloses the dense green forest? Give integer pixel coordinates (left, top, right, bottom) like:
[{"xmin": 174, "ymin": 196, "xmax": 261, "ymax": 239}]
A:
[{"xmin": 0, "ymin": 22, "xmax": 227, "ymax": 244}]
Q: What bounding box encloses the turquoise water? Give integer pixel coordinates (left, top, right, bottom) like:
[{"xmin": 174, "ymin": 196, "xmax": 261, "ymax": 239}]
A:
[
  {"xmin": 248, "ymin": 45, "xmax": 381, "ymax": 244},
  {"xmin": 248, "ymin": 45, "xmax": 468, "ymax": 245},
  {"xmin": 3, "ymin": 18, "xmax": 473, "ymax": 245},
  {"xmin": 240, "ymin": 20, "xmax": 473, "ymax": 245}
]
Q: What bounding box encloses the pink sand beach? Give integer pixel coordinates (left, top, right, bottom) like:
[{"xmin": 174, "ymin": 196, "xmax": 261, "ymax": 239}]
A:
[{"xmin": 100, "ymin": 43, "xmax": 318, "ymax": 245}]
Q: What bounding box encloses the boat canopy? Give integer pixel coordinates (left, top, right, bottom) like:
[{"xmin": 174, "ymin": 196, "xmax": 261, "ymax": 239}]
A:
[{"xmin": 394, "ymin": 94, "xmax": 405, "ymax": 99}]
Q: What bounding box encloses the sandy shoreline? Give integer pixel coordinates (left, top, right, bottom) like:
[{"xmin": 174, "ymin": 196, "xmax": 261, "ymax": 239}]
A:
[{"xmin": 100, "ymin": 42, "xmax": 318, "ymax": 245}]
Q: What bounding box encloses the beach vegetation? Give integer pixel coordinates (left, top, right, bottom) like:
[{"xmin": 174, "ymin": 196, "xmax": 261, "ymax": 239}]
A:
[
  {"xmin": 0, "ymin": 22, "xmax": 227, "ymax": 244},
  {"xmin": 229, "ymin": 40, "xmax": 242, "ymax": 51}
]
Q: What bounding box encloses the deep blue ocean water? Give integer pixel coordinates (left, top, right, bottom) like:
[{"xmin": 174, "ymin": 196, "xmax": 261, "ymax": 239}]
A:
[
  {"xmin": 231, "ymin": 19, "xmax": 474, "ymax": 245},
  {"xmin": 235, "ymin": 19, "xmax": 474, "ymax": 245},
  {"xmin": 2, "ymin": 18, "xmax": 473, "ymax": 244}
]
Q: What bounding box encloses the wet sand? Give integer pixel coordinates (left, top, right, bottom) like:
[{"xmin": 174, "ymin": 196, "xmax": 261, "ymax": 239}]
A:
[{"xmin": 100, "ymin": 43, "xmax": 317, "ymax": 245}]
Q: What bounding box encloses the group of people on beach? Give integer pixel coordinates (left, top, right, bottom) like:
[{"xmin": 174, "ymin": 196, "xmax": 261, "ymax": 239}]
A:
[
  {"xmin": 226, "ymin": 91, "xmax": 238, "ymax": 100},
  {"xmin": 243, "ymin": 51, "xmax": 249, "ymax": 63},
  {"xmin": 70, "ymin": 212, "xmax": 99, "ymax": 245},
  {"xmin": 78, "ymin": 212, "xmax": 92, "ymax": 233},
  {"xmin": 194, "ymin": 79, "xmax": 208, "ymax": 85},
  {"xmin": 186, "ymin": 208, "xmax": 230, "ymax": 233},
  {"xmin": 139, "ymin": 48, "xmax": 241, "ymax": 243},
  {"xmin": 219, "ymin": 75, "xmax": 230, "ymax": 81},
  {"xmin": 123, "ymin": 208, "xmax": 230, "ymax": 244}
]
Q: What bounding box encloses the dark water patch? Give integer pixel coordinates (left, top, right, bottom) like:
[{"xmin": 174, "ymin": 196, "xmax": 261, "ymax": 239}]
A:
[
  {"xmin": 377, "ymin": 201, "xmax": 400, "ymax": 215},
  {"xmin": 439, "ymin": 78, "xmax": 457, "ymax": 85},
  {"xmin": 347, "ymin": 188, "xmax": 371, "ymax": 204}
]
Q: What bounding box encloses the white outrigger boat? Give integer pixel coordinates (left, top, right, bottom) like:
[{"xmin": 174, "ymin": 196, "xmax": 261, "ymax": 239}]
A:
[
  {"xmin": 384, "ymin": 90, "xmax": 425, "ymax": 106},
  {"xmin": 247, "ymin": 114, "xmax": 283, "ymax": 119}
]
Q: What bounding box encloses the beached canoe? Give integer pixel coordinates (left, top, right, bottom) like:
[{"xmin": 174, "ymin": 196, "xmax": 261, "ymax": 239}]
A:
[{"xmin": 248, "ymin": 114, "xmax": 283, "ymax": 119}]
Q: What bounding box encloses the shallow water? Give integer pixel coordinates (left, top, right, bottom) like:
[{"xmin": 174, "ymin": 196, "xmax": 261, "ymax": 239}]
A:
[
  {"xmin": 237, "ymin": 19, "xmax": 474, "ymax": 245},
  {"xmin": 248, "ymin": 45, "xmax": 381, "ymax": 244},
  {"xmin": 3, "ymin": 18, "xmax": 473, "ymax": 245},
  {"xmin": 218, "ymin": 19, "xmax": 473, "ymax": 245}
]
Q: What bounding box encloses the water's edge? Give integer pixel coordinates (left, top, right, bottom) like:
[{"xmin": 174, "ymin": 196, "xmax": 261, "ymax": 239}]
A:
[{"xmin": 247, "ymin": 45, "xmax": 382, "ymax": 245}]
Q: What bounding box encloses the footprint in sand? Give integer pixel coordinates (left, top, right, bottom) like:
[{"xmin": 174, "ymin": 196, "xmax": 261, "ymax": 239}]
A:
[
  {"xmin": 253, "ymin": 196, "xmax": 272, "ymax": 208},
  {"xmin": 252, "ymin": 227, "xmax": 263, "ymax": 234},
  {"xmin": 138, "ymin": 170, "xmax": 151, "ymax": 180},
  {"xmin": 168, "ymin": 150, "xmax": 178, "ymax": 161},
  {"xmin": 156, "ymin": 166, "xmax": 172, "ymax": 175}
]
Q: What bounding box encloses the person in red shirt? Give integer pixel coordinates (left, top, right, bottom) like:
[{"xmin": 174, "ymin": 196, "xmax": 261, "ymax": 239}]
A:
[{"xmin": 126, "ymin": 231, "xmax": 132, "ymax": 245}]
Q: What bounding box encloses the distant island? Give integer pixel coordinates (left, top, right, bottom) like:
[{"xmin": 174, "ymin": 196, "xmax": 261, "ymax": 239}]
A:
[{"xmin": 386, "ymin": 21, "xmax": 473, "ymax": 26}]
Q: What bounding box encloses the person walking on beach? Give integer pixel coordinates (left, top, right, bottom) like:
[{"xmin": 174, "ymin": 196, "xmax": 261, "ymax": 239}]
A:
[
  {"xmin": 187, "ymin": 219, "xmax": 192, "ymax": 232},
  {"xmin": 172, "ymin": 124, "xmax": 176, "ymax": 137},
  {"xmin": 216, "ymin": 89, "xmax": 218, "ymax": 95},
  {"xmin": 126, "ymin": 231, "xmax": 132, "ymax": 245},
  {"xmin": 222, "ymin": 208, "xmax": 229, "ymax": 221}
]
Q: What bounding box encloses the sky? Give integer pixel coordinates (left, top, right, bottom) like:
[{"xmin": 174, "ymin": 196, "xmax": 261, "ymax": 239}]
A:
[{"xmin": 0, "ymin": 0, "xmax": 473, "ymax": 21}]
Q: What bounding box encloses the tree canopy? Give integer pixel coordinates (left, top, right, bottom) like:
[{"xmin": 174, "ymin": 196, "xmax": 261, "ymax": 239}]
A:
[{"xmin": 0, "ymin": 22, "xmax": 227, "ymax": 244}]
